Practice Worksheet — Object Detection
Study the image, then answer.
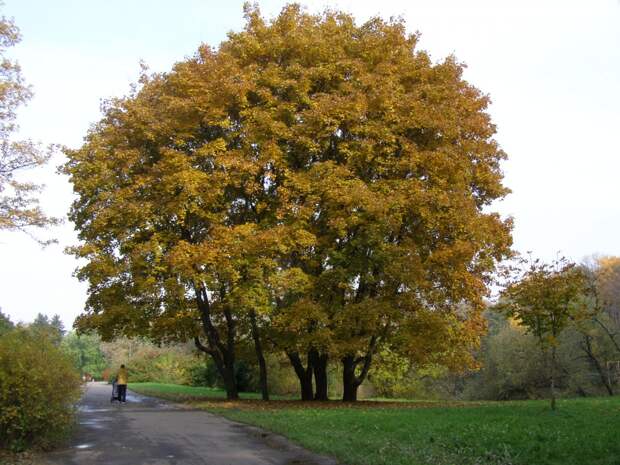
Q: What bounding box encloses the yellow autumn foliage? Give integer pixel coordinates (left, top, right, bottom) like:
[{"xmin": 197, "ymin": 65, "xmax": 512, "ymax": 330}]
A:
[{"xmin": 0, "ymin": 328, "xmax": 81, "ymax": 451}]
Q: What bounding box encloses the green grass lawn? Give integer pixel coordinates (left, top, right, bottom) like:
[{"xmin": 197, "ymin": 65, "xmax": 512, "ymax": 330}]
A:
[
  {"xmin": 129, "ymin": 382, "xmax": 241, "ymax": 400},
  {"xmin": 129, "ymin": 383, "xmax": 620, "ymax": 465},
  {"xmin": 129, "ymin": 382, "xmax": 290, "ymax": 401}
]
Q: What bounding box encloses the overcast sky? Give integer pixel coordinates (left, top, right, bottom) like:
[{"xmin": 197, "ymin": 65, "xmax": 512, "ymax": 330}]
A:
[{"xmin": 1, "ymin": 0, "xmax": 618, "ymax": 329}]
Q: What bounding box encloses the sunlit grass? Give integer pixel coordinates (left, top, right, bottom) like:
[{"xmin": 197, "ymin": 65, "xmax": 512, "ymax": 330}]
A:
[
  {"xmin": 208, "ymin": 396, "xmax": 620, "ymax": 465},
  {"xmin": 130, "ymin": 382, "xmax": 620, "ymax": 465},
  {"xmin": 129, "ymin": 382, "xmax": 291, "ymax": 401}
]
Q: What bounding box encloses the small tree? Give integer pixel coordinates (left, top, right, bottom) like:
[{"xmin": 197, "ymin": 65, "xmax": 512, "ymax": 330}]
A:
[
  {"xmin": 0, "ymin": 327, "xmax": 81, "ymax": 451},
  {"xmin": 0, "ymin": 9, "xmax": 60, "ymax": 240},
  {"xmin": 499, "ymin": 256, "xmax": 590, "ymax": 409}
]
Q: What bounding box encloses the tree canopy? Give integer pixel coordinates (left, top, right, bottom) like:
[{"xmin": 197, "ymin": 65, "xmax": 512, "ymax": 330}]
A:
[{"xmin": 65, "ymin": 4, "xmax": 512, "ymax": 400}]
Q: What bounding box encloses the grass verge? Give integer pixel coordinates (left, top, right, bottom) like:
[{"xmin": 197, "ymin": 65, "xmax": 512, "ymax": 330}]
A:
[
  {"xmin": 130, "ymin": 383, "xmax": 620, "ymax": 465},
  {"xmin": 128, "ymin": 382, "xmax": 291, "ymax": 401}
]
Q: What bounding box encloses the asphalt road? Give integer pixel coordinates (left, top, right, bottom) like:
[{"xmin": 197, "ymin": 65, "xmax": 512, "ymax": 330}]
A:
[{"xmin": 44, "ymin": 382, "xmax": 337, "ymax": 465}]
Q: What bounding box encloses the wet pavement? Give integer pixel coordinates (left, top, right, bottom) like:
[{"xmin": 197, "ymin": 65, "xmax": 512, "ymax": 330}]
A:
[{"xmin": 43, "ymin": 382, "xmax": 338, "ymax": 465}]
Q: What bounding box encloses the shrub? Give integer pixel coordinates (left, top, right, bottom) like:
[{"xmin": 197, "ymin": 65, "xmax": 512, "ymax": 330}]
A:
[
  {"xmin": 188, "ymin": 358, "xmax": 222, "ymax": 387},
  {"xmin": 266, "ymin": 355, "xmax": 301, "ymax": 396},
  {"xmin": 0, "ymin": 328, "xmax": 81, "ymax": 451},
  {"xmin": 189, "ymin": 357, "xmax": 260, "ymax": 393},
  {"xmin": 101, "ymin": 337, "xmax": 199, "ymax": 385}
]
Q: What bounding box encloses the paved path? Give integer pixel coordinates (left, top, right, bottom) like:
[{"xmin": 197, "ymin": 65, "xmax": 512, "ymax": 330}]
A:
[{"xmin": 44, "ymin": 382, "xmax": 337, "ymax": 465}]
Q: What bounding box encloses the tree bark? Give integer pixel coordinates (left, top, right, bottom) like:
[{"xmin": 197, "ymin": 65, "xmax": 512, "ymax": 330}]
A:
[
  {"xmin": 341, "ymin": 336, "xmax": 377, "ymax": 402},
  {"xmin": 287, "ymin": 351, "xmax": 313, "ymax": 401},
  {"xmin": 193, "ymin": 283, "xmax": 239, "ymax": 400},
  {"xmin": 249, "ymin": 310, "xmax": 269, "ymax": 401},
  {"xmin": 310, "ymin": 349, "xmax": 328, "ymax": 401},
  {"xmin": 221, "ymin": 358, "xmax": 239, "ymax": 400},
  {"xmin": 342, "ymin": 355, "xmax": 359, "ymax": 402}
]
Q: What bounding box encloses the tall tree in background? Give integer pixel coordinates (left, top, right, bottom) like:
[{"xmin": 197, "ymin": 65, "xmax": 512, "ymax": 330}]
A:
[
  {"xmin": 62, "ymin": 331, "xmax": 107, "ymax": 379},
  {"xmin": 594, "ymin": 257, "xmax": 620, "ymax": 326},
  {"xmin": 30, "ymin": 312, "xmax": 65, "ymax": 345},
  {"xmin": 499, "ymin": 256, "xmax": 590, "ymax": 410},
  {"xmin": 0, "ymin": 9, "xmax": 59, "ymax": 239},
  {"xmin": 573, "ymin": 256, "xmax": 620, "ymax": 395},
  {"xmin": 65, "ymin": 4, "xmax": 511, "ymax": 401},
  {"xmin": 0, "ymin": 309, "xmax": 13, "ymax": 335},
  {"xmin": 50, "ymin": 313, "xmax": 66, "ymax": 337}
]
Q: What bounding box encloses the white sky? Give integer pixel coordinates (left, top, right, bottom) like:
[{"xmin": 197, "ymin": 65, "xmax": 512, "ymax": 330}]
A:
[{"xmin": 1, "ymin": 0, "xmax": 618, "ymax": 329}]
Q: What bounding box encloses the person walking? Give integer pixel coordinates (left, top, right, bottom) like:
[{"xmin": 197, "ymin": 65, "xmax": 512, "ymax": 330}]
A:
[{"xmin": 117, "ymin": 364, "xmax": 128, "ymax": 402}]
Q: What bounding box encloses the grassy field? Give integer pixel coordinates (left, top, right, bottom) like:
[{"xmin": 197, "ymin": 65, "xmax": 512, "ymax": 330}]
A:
[{"xmin": 129, "ymin": 383, "xmax": 620, "ymax": 465}]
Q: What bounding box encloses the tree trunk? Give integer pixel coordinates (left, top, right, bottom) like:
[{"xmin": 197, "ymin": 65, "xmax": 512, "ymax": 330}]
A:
[
  {"xmin": 594, "ymin": 316, "xmax": 620, "ymax": 354},
  {"xmin": 342, "ymin": 355, "xmax": 359, "ymax": 402},
  {"xmin": 222, "ymin": 360, "xmax": 239, "ymax": 400},
  {"xmin": 550, "ymin": 345, "xmax": 557, "ymax": 410},
  {"xmin": 287, "ymin": 351, "xmax": 313, "ymax": 401},
  {"xmin": 193, "ymin": 284, "xmax": 239, "ymax": 400},
  {"xmin": 249, "ymin": 311, "xmax": 269, "ymax": 400},
  {"xmin": 581, "ymin": 334, "xmax": 614, "ymax": 396},
  {"xmin": 195, "ymin": 337, "xmax": 239, "ymax": 400},
  {"xmin": 311, "ymin": 350, "xmax": 328, "ymax": 401},
  {"xmin": 341, "ymin": 337, "xmax": 377, "ymax": 402}
]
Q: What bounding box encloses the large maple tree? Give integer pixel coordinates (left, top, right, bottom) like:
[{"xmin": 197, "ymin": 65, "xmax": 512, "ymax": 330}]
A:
[{"xmin": 65, "ymin": 4, "xmax": 512, "ymax": 400}]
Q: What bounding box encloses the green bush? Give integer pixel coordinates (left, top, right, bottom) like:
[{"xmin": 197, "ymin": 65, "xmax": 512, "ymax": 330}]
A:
[
  {"xmin": 188, "ymin": 358, "xmax": 221, "ymax": 387},
  {"xmin": 0, "ymin": 328, "xmax": 81, "ymax": 451},
  {"xmin": 189, "ymin": 357, "xmax": 259, "ymax": 393},
  {"xmin": 114, "ymin": 350, "xmax": 196, "ymax": 384}
]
